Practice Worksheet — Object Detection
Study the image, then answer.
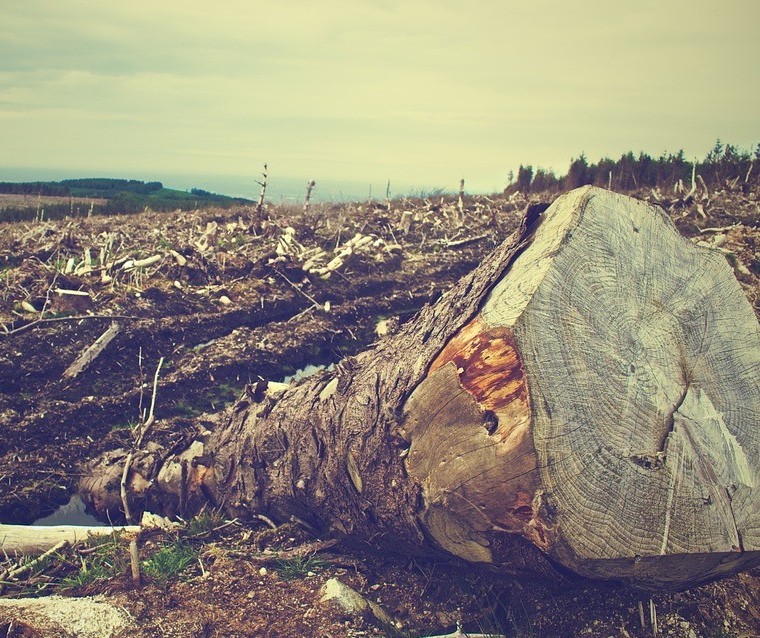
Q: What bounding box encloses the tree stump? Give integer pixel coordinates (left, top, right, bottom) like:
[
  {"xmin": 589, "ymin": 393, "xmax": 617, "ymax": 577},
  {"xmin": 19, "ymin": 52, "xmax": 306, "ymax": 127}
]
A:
[{"xmin": 81, "ymin": 186, "xmax": 760, "ymax": 591}]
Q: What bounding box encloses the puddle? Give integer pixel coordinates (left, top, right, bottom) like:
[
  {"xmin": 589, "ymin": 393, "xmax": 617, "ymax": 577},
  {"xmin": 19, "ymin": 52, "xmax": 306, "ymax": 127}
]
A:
[
  {"xmin": 282, "ymin": 363, "xmax": 333, "ymax": 384},
  {"xmin": 32, "ymin": 495, "xmax": 105, "ymax": 527}
]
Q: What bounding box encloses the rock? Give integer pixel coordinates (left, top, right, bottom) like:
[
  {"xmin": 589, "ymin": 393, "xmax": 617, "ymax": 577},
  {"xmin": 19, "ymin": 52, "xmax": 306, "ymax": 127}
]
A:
[
  {"xmin": 140, "ymin": 511, "xmax": 177, "ymax": 531},
  {"xmin": 319, "ymin": 577, "xmax": 393, "ymax": 626}
]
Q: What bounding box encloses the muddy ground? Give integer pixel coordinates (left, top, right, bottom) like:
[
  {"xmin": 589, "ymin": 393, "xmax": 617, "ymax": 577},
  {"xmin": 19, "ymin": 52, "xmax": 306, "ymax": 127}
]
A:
[{"xmin": 0, "ymin": 186, "xmax": 759, "ymax": 637}]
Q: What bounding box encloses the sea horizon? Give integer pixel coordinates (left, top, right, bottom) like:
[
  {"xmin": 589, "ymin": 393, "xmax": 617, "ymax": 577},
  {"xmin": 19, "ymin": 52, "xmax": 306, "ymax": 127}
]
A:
[{"xmin": 0, "ymin": 167, "xmax": 468, "ymax": 204}]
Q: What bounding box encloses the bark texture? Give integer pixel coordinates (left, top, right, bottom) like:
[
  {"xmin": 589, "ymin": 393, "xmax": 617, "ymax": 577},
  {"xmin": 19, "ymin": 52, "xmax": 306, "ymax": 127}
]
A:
[{"xmin": 81, "ymin": 186, "xmax": 760, "ymax": 591}]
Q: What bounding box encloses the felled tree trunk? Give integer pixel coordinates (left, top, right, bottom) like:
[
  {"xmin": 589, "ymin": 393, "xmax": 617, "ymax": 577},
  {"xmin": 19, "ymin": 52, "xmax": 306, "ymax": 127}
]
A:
[{"xmin": 81, "ymin": 186, "xmax": 760, "ymax": 591}]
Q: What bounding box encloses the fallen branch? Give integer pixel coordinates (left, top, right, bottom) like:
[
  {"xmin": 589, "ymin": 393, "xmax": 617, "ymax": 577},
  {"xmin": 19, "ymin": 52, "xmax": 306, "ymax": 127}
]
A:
[
  {"xmin": 1, "ymin": 314, "xmax": 138, "ymax": 337},
  {"xmin": 54, "ymin": 288, "xmax": 91, "ymax": 297},
  {"xmin": 446, "ymin": 233, "xmax": 489, "ymax": 248},
  {"xmin": 699, "ymin": 224, "xmax": 741, "ymax": 234},
  {"xmin": 62, "ymin": 322, "xmax": 121, "ymax": 380},
  {"xmin": 239, "ymin": 539, "xmax": 341, "ymax": 565},
  {"xmin": 121, "ymin": 254, "xmax": 162, "ymax": 272},
  {"xmin": 253, "ymin": 514, "xmax": 278, "ymax": 530},
  {"xmin": 3, "ymin": 540, "xmax": 69, "ymax": 581},
  {"xmin": 275, "ymin": 270, "xmax": 321, "ymax": 309}
]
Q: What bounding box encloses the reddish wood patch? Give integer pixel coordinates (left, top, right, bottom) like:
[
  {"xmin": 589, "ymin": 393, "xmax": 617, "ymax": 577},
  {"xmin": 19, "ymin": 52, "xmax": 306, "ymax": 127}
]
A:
[
  {"xmin": 430, "ymin": 316, "xmax": 528, "ymax": 412},
  {"xmin": 422, "ymin": 315, "xmax": 552, "ymax": 550}
]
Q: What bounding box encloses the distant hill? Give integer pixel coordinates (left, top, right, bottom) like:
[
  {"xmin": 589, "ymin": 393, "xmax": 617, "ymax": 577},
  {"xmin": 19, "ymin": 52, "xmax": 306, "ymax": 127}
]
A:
[{"xmin": 0, "ymin": 178, "xmax": 253, "ymax": 222}]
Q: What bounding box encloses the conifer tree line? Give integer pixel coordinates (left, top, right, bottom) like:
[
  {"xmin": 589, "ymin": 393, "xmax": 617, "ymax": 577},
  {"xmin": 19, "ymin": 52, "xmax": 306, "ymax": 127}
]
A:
[
  {"xmin": 506, "ymin": 139, "xmax": 760, "ymax": 195},
  {"xmin": 0, "ymin": 178, "xmax": 165, "ymax": 197}
]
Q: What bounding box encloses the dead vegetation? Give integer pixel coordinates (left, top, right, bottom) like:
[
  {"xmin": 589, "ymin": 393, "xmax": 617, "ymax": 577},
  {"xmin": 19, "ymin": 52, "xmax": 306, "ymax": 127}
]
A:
[{"xmin": 0, "ymin": 184, "xmax": 759, "ymax": 637}]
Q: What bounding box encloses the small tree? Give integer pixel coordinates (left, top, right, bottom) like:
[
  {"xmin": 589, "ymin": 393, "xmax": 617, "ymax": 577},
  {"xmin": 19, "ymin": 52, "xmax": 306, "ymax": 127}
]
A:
[
  {"xmin": 515, "ymin": 164, "xmax": 534, "ymax": 193},
  {"xmin": 565, "ymin": 153, "xmax": 592, "ymax": 189},
  {"xmin": 530, "ymin": 167, "xmax": 558, "ymax": 194}
]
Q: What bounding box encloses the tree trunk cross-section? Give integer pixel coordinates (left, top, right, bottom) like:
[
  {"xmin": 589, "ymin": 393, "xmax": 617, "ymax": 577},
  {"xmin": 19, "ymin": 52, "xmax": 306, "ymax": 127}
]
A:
[{"xmin": 81, "ymin": 186, "xmax": 760, "ymax": 591}]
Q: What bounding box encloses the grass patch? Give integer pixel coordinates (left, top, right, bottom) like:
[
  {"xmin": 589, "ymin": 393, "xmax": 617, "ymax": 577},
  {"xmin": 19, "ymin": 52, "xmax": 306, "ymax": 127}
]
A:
[
  {"xmin": 111, "ymin": 420, "xmax": 137, "ymax": 432},
  {"xmin": 274, "ymin": 555, "xmax": 329, "ymax": 581},
  {"xmin": 185, "ymin": 510, "xmax": 225, "ymax": 537},
  {"xmin": 58, "ymin": 533, "xmax": 127, "ymax": 592},
  {"xmin": 142, "ymin": 538, "xmax": 198, "ymax": 585}
]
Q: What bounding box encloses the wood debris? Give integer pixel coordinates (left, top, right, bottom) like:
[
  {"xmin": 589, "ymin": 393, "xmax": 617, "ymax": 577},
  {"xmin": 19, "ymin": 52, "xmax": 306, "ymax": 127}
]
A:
[{"xmin": 62, "ymin": 322, "xmax": 121, "ymax": 379}]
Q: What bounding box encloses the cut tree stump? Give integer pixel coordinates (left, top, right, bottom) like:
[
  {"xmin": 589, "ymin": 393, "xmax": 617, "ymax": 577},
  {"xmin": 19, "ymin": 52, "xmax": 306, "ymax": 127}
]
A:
[{"xmin": 80, "ymin": 186, "xmax": 760, "ymax": 591}]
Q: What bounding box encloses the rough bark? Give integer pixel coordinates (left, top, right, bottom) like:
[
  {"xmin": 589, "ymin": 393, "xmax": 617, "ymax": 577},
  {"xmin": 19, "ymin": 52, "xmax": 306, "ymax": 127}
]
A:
[{"xmin": 81, "ymin": 186, "xmax": 760, "ymax": 591}]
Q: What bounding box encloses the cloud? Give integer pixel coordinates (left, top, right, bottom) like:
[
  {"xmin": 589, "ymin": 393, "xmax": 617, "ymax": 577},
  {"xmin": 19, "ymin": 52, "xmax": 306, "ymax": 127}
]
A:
[{"xmin": 1, "ymin": 0, "xmax": 758, "ymax": 187}]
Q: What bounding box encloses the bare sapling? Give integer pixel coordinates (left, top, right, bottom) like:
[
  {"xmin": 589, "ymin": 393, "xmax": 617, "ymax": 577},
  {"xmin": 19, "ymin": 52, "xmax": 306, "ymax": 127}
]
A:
[
  {"xmin": 120, "ymin": 356, "xmax": 165, "ymax": 524},
  {"xmin": 256, "ymin": 164, "xmax": 268, "ymax": 214},
  {"xmin": 457, "ymin": 178, "xmax": 465, "ymax": 224},
  {"xmin": 304, "ymin": 180, "xmax": 316, "ymax": 211}
]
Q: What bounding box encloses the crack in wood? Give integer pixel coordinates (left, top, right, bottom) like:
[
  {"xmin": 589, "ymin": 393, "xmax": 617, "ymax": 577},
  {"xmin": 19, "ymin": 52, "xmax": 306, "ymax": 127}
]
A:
[
  {"xmin": 724, "ymin": 487, "xmax": 744, "ymax": 553},
  {"xmin": 659, "ymin": 380, "xmax": 690, "ymax": 454}
]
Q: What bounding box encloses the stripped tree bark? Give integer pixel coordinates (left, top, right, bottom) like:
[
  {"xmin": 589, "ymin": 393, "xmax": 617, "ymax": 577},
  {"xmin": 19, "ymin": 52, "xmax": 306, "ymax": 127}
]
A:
[{"xmin": 80, "ymin": 187, "xmax": 760, "ymax": 591}]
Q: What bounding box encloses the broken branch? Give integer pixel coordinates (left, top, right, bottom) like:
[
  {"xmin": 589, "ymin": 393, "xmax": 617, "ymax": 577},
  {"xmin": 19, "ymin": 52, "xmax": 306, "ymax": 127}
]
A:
[{"xmin": 62, "ymin": 322, "xmax": 121, "ymax": 380}]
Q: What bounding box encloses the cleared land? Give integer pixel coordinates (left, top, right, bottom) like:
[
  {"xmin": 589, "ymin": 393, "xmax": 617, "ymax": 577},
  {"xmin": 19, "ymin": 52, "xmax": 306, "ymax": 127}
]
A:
[{"xmin": 0, "ymin": 185, "xmax": 758, "ymax": 637}]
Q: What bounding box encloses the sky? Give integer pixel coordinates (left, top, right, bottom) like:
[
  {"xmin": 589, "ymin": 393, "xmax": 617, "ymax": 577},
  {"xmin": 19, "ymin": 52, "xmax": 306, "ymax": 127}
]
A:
[{"xmin": 1, "ymin": 0, "xmax": 758, "ymax": 194}]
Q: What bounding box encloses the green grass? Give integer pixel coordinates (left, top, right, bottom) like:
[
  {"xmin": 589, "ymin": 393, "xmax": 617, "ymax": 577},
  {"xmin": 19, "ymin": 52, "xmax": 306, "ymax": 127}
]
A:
[
  {"xmin": 110, "ymin": 420, "xmax": 137, "ymax": 432},
  {"xmin": 185, "ymin": 511, "xmax": 224, "ymax": 537},
  {"xmin": 58, "ymin": 533, "xmax": 126, "ymax": 592},
  {"xmin": 142, "ymin": 538, "xmax": 198, "ymax": 585},
  {"xmin": 274, "ymin": 555, "xmax": 329, "ymax": 581},
  {"xmin": 2, "ymin": 516, "xmax": 236, "ymax": 598}
]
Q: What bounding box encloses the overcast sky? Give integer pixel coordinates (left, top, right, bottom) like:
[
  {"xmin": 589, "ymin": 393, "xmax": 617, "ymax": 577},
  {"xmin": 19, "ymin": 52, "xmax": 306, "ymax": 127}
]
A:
[{"xmin": 1, "ymin": 0, "xmax": 758, "ymax": 192}]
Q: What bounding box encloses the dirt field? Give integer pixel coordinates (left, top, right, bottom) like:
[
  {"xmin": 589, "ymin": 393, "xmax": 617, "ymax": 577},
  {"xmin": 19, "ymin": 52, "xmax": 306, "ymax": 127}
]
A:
[
  {"xmin": 1, "ymin": 186, "xmax": 758, "ymax": 637},
  {"xmin": 0, "ymin": 193, "xmax": 108, "ymax": 211}
]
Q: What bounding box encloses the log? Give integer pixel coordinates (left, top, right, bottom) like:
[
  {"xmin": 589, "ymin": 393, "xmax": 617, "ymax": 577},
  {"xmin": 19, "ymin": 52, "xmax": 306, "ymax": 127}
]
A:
[
  {"xmin": 80, "ymin": 187, "xmax": 760, "ymax": 591},
  {"xmin": 0, "ymin": 524, "xmax": 139, "ymax": 555}
]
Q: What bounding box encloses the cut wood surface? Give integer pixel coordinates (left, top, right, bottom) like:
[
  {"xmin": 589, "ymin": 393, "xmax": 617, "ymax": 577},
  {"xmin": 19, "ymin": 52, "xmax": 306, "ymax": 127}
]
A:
[
  {"xmin": 402, "ymin": 187, "xmax": 759, "ymax": 588},
  {"xmin": 80, "ymin": 187, "xmax": 760, "ymax": 591}
]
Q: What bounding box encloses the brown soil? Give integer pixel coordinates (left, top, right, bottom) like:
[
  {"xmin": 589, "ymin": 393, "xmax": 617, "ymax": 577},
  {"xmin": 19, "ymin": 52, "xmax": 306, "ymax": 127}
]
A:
[
  {"xmin": 1, "ymin": 186, "xmax": 759, "ymax": 637},
  {"xmin": 0, "ymin": 193, "xmax": 108, "ymax": 211}
]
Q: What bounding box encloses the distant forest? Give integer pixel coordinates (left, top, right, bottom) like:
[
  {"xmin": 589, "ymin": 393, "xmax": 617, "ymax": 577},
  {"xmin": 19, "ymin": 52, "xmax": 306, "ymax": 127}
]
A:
[
  {"xmin": 1, "ymin": 140, "xmax": 757, "ymax": 223},
  {"xmin": 0, "ymin": 178, "xmax": 165, "ymax": 198},
  {"xmin": 0, "ymin": 178, "xmax": 252, "ymax": 222},
  {"xmin": 506, "ymin": 139, "xmax": 759, "ymax": 195}
]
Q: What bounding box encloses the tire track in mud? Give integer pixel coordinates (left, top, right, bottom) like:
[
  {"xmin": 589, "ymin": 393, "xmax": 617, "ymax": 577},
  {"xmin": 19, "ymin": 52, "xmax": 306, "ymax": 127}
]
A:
[{"xmin": 0, "ymin": 262, "xmax": 473, "ymax": 521}]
